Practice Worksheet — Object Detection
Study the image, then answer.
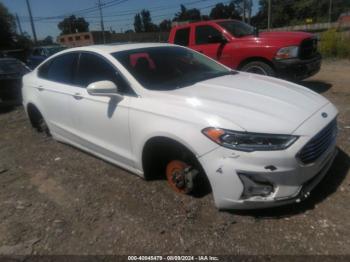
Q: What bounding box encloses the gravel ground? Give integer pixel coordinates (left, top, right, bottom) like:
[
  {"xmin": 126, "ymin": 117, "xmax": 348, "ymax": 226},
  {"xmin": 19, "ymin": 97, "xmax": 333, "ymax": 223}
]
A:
[{"xmin": 0, "ymin": 60, "xmax": 349, "ymax": 256}]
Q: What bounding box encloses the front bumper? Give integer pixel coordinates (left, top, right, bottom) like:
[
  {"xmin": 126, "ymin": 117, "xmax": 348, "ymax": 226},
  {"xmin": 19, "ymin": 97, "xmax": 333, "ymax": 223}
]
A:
[
  {"xmin": 198, "ymin": 103, "xmax": 338, "ymax": 210},
  {"xmin": 273, "ymin": 53, "xmax": 322, "ymax": 81}
]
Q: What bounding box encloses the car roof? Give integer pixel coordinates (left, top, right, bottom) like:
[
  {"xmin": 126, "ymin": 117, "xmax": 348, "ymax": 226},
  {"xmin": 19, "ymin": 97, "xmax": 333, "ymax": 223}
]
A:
[{"xmin": 59, "ymin": 43, "xmax": 176, "ymax": 55}]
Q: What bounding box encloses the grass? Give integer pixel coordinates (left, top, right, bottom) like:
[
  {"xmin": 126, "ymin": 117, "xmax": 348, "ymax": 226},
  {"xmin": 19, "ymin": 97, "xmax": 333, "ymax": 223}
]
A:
[{"xmin": 319, "ymin": 29, "xmax": 350, "ymax": 59}]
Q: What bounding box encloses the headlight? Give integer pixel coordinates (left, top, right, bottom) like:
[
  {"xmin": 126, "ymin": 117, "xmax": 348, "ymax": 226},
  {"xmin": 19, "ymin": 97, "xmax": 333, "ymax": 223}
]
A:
[
  {"xmin": 202, "ymin": 127, "xmax": 298, "ymax": 152},
  {"xmin": 275, "ymin": 46, "xmax": 299, "ymax": 60}
]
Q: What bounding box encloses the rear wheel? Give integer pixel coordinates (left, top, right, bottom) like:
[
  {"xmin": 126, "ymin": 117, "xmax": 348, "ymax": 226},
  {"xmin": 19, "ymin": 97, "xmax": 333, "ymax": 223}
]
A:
[
  {"xmin": 36, "ymin": 117, "xmax": 50, "ymax": 136},
  {"xmin": 27, "ymin": 105, "xmax": 51, "ymax": 136},
  {"xmin": 241, "ymin": 61, "xmax": 275, "ymax": 77}
]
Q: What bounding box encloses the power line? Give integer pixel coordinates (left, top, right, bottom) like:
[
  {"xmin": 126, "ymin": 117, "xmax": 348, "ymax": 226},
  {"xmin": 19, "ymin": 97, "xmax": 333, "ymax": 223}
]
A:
[
  {"xmin": 100, "ymin": 0, "xmax": 231, "ymax": 23},
  {"xmin": 28, "ymin": 0, "xmax": 129, "ymax": 22}
]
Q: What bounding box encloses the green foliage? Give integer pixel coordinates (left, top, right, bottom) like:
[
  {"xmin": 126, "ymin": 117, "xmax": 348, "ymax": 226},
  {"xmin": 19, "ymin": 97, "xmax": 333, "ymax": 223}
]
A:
[
  {"xmin": 58, "ymin": 15, "xmax": 89, "ymax": 35},
  {"xmin": 319, "ymin": 29, "xmax": 350, "ymax": 59},
  {"xmin": 133, "ymin": 9, "xmax": 158, "ymax": 32},
  {"xmin": 0, "ymin": 2, "xmax": 16, "ymax": 49},
  {"xmin": 134, "ymin": 13, "xmax": 142, "ymax": 33},
  {"xmin": 209, "ymin": 2, "xmax": 241, "ymax": 20},
  {"xmin": 141, "ymin": 10, "xmax": 158, "ymax": 32},
  {"xmin": 159, "ymin": 19, "xmax": 172, "ymax": 32},
  {"xmin": 252, "ymin": 0, "xmax": 350, "ymax": 29},
  {"xmin": 173, "ymin": 4, "xmax": 202, "ymax": 22}
]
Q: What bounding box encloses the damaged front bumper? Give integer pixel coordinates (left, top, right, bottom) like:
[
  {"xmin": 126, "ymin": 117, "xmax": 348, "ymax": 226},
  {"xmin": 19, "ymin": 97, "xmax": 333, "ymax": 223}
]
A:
[{"xmin": 198, "ymin": 104, "xmax": 338, "ymax": 210}]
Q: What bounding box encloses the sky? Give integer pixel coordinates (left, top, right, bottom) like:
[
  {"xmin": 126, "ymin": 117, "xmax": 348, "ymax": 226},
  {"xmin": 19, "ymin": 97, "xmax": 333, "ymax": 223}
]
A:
[{"xmin": 2, "ymin": 0, "xmax": 259, "ymax": 40}]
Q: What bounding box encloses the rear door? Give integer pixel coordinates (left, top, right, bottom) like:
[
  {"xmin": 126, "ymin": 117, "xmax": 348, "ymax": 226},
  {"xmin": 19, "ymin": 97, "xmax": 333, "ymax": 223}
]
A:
[
  {"xmin": 35, "ymin": 53, "xmax": 79, "ymax": 137},
  {"xmin": 173, "ymin": 27, "xmax": 191, "ymax": 47}
]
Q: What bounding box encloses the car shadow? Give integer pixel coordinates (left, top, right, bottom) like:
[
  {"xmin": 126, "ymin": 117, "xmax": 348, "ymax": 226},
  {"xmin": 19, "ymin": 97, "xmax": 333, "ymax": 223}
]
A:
[
  {"xmin": 228, "ymin": 148, "xmax": 349, "ymax": 219},
  {"xmin": 299, "ymin": 80, "xmax": 332, "ymax": 94}
]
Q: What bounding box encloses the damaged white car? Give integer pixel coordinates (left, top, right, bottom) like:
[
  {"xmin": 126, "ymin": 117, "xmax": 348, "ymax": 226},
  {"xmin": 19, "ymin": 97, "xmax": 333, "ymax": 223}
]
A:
[{"xmin": 22, "ymin": 43, "xmax": 338, "ymax": 209}]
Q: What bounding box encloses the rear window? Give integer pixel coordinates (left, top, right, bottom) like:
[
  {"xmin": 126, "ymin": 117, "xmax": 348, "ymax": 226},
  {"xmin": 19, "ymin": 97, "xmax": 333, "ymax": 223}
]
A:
[{"xmin": 174, "ymin": 27, "xmax": 190, "ymax": 46}]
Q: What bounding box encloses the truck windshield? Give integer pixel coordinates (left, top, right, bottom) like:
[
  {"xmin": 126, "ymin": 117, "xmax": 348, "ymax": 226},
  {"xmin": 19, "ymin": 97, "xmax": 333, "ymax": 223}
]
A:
[
  {"xmin": 112, "ymin": 46, "xmax": 234, "ymax": 91},
  {"xmin": 218, "ymin": 20, "xmax": 255, "ymax": 37}
]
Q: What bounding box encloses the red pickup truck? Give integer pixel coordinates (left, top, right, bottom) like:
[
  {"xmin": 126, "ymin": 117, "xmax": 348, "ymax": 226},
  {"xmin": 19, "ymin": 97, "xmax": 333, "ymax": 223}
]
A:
[{"xmin": 168, "ymin": 19, "xmax": 321, "ymax": 80}]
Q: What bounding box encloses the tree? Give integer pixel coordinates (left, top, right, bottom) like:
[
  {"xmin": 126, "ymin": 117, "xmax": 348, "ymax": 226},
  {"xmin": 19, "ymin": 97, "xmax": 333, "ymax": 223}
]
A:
[
  {"xmin": 134, "ymin": 14, "xmax": 142, "ymax": 33},
  {"xmin": 133, "ymin": 9, "xmax": 158, "ymax": 32},
  {"xmin": 124, "ymin": 29, "xmax": 134, "ymax": 34},
  {"xmin": 173, "ymin": 4, "xmax": 201, "ymax": 22},
  {"xmin": 13, "ymin": 32, "xmax": 33, "ymax": 50},
  {"xmin": 209, "ymin": 2, "xmax": 241, "ymax": 20},
  {"xmin": 0, "ymin": 2, "xmax": 16, "ymax": 49},
  {"xmin": 159, "ymin": 19, "xmax": 172, "ymax": 32},
  {"xmin": 58, "ymin": 15, "xmax": 89, "ymax": 35},
  {"xmin": 231, "ymin": 0, "xmax": 253, "ymax": 22},
  {"xmin": 38, "ymin": 35, "xmax": 54, "ymax": 45},
  {"xmin": 251, "ymin": 0, "xmax": 350, "ymax": 29}
]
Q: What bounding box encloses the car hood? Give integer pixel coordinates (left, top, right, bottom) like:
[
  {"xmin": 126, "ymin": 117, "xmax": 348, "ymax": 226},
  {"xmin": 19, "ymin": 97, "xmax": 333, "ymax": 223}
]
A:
[
  {"xmin": 144, "ymin": 73, "xmax": 329, "ymax": 134},
  {"xmin": 239, "ymin": 31, "xmax": 313, "ymax": 46}
]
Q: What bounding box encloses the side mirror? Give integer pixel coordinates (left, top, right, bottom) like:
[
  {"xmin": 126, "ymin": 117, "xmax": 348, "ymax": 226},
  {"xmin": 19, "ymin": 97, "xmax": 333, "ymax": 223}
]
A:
[
  {"xmin": 208, "ymin": 34, "xmax": 227, "ymax": 44},
  {"xmin": 87, "ymin": 80, "xmax": 120, "ymax": 97}
]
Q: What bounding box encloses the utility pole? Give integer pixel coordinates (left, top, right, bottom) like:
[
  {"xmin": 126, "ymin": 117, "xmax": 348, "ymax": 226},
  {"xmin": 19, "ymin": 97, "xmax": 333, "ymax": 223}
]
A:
[
  {"xmin": 15, "ymin": 13, "xmax": 23, "ymax": 36},
  {"xmin": 98, "ymin": 0, "xmax": 106, "ymax": 44},
  {"xmin": 267, "ymin": 0, "xmax": 272, "ymax": 31},
  {"xmin": 242, "ymin": 0, "xmax": 246, "ymax": 23},
  {"xmin": 328, "ymin": 0, "xmax": 333, "ymax": 24},
  {"xmin": 26, "ymin": 0, "xmax": 37, "ymax": 44}
]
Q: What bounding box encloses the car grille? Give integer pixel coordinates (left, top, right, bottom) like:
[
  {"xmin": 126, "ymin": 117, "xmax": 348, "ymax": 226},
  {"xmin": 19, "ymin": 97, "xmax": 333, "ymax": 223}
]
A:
[
  {"xmin": 298, "ymin": 119, "xmax": 337, "ymax": 164},
  {"xmin": 299, "ymin": 38, "xmax": 318, "ymax": 60}
]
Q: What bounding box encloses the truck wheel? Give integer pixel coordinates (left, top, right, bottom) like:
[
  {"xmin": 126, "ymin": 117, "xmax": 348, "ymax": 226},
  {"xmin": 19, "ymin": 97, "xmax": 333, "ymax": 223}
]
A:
[{"xmin": 241, "ymin": 61, "xmax": 275, "ymax": 77}]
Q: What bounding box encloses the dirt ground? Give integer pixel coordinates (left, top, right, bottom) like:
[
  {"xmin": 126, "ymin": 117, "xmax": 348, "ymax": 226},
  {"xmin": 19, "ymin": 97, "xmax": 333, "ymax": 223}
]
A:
[{"xmin": 0, "ymin": 60, "xmax": 349, "ymax": 256}]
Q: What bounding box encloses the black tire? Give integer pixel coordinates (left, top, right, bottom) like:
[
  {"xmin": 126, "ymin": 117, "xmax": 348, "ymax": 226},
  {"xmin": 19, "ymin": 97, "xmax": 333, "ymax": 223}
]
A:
[
  {"xmin": 28, "ymin": 106, "xmax": 51, "ymax": 136},
  {"xmin": 36, "ymin": 117, "xmax": 51, "ymax": 136},
  {"xmin": 240, "ymin": 61, "xmax": 275, "ymax": 77}
]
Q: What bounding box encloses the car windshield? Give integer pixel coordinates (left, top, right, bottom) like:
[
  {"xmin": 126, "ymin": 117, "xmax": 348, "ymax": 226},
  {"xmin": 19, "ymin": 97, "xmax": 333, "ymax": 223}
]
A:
[
  {"xmin": 112, "ymin": 46, "xmax": 234, "ymax": 90},
  {"xmin": 218, "ymin": 20, "xmax": 255, "ymax": 37},
  {"xmin": 0, "ymin": 59, "xmax": 30, "ymax": 75}
]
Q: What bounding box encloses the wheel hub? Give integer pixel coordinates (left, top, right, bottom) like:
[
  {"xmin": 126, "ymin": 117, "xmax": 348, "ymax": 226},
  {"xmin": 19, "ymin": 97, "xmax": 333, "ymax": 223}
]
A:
[{"xmin": 166, "ymin": 160, "xmax": 198, "ymax": 194}]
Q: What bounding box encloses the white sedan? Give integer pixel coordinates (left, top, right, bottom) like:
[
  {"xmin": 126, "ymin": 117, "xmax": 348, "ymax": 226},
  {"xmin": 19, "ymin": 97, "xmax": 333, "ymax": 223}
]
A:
[{"xmin": 22, "ymin": 43, "xmax": 338, "ymax": 210}]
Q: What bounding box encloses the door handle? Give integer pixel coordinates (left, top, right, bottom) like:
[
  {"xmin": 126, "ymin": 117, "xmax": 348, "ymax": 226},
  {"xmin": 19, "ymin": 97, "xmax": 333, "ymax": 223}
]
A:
[
  {"xmin": 35, "ymin": 85, "xmax": 44, "ymax": 91},
  {"xmin": 73, "ymin": 93, "xmax": 83, "ymax": 100}
]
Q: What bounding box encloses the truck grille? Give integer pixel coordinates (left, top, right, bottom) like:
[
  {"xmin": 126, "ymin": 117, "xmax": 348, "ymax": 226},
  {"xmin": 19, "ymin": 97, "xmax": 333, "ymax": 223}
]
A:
[
  {"xmin": 299, "ymin": 38, "xmax": 318, "ymax": 60},
  {"xmin": 298, "ymin": 119, "xmax": 337, "ymax": 164}
]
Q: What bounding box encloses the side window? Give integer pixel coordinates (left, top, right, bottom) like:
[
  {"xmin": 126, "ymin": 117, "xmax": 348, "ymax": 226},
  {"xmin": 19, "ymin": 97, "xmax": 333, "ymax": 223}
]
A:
[
  {"xmin": 37, "ymin": 60, "xmax": 51, "ymax": 79},
  {"xmin": 75, "ymin": 53, "xmax": 133, "ymax": 95},
  {"xmin": 44, "ymin": 53, "xmax": 78, "ymax": 84},
  {"xmin": 174, "ymin": 28, "xmax": 190, "ymax": 46},
  {"xmin": 195, "ymin": 25, "xmax": 222, "ymax": 45}
]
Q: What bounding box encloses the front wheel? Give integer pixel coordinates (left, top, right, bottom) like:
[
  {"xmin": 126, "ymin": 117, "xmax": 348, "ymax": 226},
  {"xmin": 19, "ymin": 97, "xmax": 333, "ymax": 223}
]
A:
[
  {"xmin": 165, "ymin": 158, "xmax": 210, "ymax": 197},
  {"xmin": 240, "ymin": 61, "xmax": 275, "ymax": 77}
]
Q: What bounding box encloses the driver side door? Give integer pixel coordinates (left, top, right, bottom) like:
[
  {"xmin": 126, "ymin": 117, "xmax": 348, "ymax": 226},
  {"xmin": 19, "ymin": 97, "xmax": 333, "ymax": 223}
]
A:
[
  {"xmin": 68, "ymin": 52, "xmax": 136, "ymax": 168},
  {"xmin": 191, "ymin": 25, "xmax": 234, "ymax": 68}
]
